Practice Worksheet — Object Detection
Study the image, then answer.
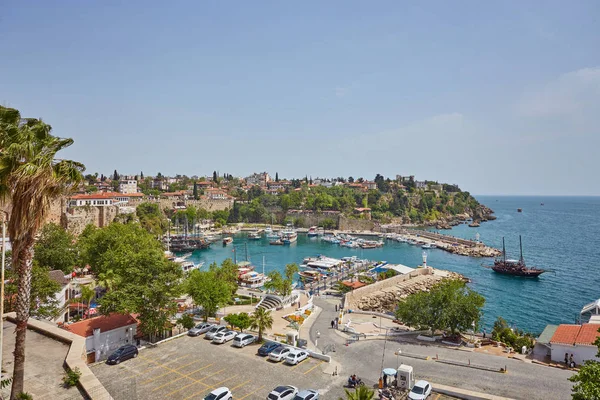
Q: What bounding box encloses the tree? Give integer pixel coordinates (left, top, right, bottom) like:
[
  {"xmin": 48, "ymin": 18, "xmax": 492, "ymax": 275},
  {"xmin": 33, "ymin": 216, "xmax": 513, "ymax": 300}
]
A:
[
  {"xmin": 275, "ymin": 172, "xmax": 279, "ymax": 182},
  {"xmin": 348, "ymin": 176, "xmax": 354, "ymax": 183},
  {"xmin": 263, "ymin": 264, "xmax": 298, "ymax": 296},
  {"xmin": 33, "ymin": 223, "xmax": 78, "ymax": 274},
  {"xmin": 193, "ymin": 182, "xmax": 199, "ymax": 199},
  {"xmin": 569, "ymin": 327, "xmax": 600, "ymax": 399},
  {"xmin": 140, "ymin": 171, "xmax": 144, "ymax": 180},
  {"xmin": 0, "ymin": 106, "xmax": 85, "ymax": 398},
  {"xmin": 80, "ymin": 223, "xmax": 183, "ymax": 342},
  {"xmin": 79, "ymin": 284, "xmax": 96, "ymax": 312},
  {"xmin": 250, "ymin": 308, "xmax": 273, "ymax": 342},
  {"xmin": 224, "ymin": 312, "xmax": 251, "ymax": 332},
  {"xmin": 213, "ymin": 171, "xmax": 218, "ymax": 182},
  {"xmin": 177, "ymin": 314, "xmax": 195, "ymax": 330},
  {"xmin": 339, "ymin": 386, "xmax": 375, "ymax": 400},
  {"xmin": 395, "ymin": 279, "xmax": 484, "ymax": 336},
  {"xmin": 97, "ymin": 269, "xmax": 120, "ymax": 292},
  {"xmin": 186, "ymin": 269, "xmax": 230, "ymax": 321},
  {"xmin": 113, "ymin": 169, "xmax": 119, "ymax": 181}
]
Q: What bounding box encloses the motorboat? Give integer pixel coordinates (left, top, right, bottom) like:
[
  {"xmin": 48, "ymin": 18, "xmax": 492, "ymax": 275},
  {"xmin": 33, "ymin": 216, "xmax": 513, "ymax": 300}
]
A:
[
  {"xmin": 248, "ymin": 231, "xmax": 261, "ymax": 240},
  {"xmin": 307, "ymin": 226, "xmax": 318, "ymax": 237},
  {"xmin": 223, "ymin": 237, "xmax": 233, "ymax": 245},
  {"xmin": 298, "ymin": 270, "xmax": 322, "ymax": 282}
]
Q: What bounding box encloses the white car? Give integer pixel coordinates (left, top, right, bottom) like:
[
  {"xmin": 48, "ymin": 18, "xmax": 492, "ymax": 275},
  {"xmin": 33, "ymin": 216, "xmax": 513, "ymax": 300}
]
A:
[
  {"xmin": 204, "ymin": 386, "xmax": 232, "ymax": 400},
  {"xmin": 284, "ymin": 350, "xmax": 308, "ymax": 365},
  {"xmin": 212, "ymin": 330, "xmax": 237, "ymax": 344},
  {"xmin": 267, "ymin": 385, "xmax": 298, "ymax": 400},
  {"xmin": 233, "ymin": 333, "xmax": 255, "ymax": 348},
  {"xmin": 268, "ymin": 346, "xmax": 291, "ymax": 362},
  {"xmin": 293, "ymin": 390, "xmax": 319, "ymax": 400},
  {"xmin": 205, "ymin": 325, "xmax": 227, "ymax": 340},
  {"xmin": 408, "ymin": 380, "xmax": 432, "ymax": 400}
]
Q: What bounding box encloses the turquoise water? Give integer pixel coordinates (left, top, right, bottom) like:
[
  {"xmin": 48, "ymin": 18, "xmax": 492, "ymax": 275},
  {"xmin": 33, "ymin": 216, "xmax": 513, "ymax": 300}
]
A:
[{"xmin": 186, "ymin": 196, "xmax": 600, "ymax": 334}]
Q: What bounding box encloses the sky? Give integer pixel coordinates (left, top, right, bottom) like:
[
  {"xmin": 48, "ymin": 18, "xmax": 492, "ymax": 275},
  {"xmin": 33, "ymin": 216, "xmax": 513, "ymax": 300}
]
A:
[{"xmin": 1, "ymin": 1, "xmax": 599, "ymax": 195}]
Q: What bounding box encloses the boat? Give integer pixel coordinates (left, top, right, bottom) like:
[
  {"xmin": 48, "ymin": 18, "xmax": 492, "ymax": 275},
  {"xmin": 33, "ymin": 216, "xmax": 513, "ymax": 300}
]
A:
[
  {"xmin": 307, "ymin": 226, "xmax": 318, "ymax": 237},
  {"xmin": 281, "ymin": 224, "xmax": 297, "ymax": 244},
  {"xmin": 422, "ymin": 243, "xmax": 434, "ymax": 249},
  {"xmin": 489, "ymin": 236, "xmax": 545, "ymax": 277},
  {"xmin": 298, "ymin": 270, "xmax": 321, "ymax": 282},
  {"xmin": 238, "ymin": 271, "xmax": 269, "ymax": 288},
  {"xmin": 248, "ymin": 231, "xmax": 261, "ymax": 240},
  {"xmin": 270, "ymin": 239, "xmax": 284, "ymax": 245},
  {"xmin": 223, "ymin": 237, "xmax": 233, "ymax": 245},
  {"xmin": 517, "ymin": 208, "xmax": 522, "ymax": 212}
]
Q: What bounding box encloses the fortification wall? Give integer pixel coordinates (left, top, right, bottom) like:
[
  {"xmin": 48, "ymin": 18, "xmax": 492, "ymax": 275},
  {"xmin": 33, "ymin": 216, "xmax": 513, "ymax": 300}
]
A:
[
  {"xmin": 285, "ymin": 211, "xmax": 341, "ymax": 228},
  {"xmin": 338, "ymin": 215, "xmax": 375, "ymax": 231},
  {"xmin": 63, "ymin": 205, "xmax": 120, "ymax": 235},
  {"xmin": 145, "ymin": 198, "xmax": 233, "ymax": 212}
]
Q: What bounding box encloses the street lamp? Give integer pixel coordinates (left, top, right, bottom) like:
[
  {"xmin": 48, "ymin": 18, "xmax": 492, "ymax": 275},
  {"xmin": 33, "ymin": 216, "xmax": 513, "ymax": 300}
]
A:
[
  {"xmin": 0, "ymin": 212, "xmax": 7, "ymax": 380},
  {"xmin": 395, "ymin": 348, "xmax": 402, "ymax": 368}
]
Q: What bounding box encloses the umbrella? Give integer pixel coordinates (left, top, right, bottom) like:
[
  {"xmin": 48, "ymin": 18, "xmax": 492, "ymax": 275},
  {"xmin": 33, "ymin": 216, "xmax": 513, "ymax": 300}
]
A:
[{"xmin": 382, "ymin": 368, "xmax": 396, "ymax": 376}]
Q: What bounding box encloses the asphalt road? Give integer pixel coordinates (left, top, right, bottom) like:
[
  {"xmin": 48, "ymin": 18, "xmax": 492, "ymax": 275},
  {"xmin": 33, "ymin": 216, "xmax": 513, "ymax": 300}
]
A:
[{"xmin": 310, "ymin": 297, "xmax": 575, "ymax": 400}]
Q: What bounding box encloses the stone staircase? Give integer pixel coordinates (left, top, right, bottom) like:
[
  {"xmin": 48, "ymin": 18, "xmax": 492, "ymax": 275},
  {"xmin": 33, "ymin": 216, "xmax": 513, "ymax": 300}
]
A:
[{"xmin": 255, "ymin": 295, "xmax": 283, "ymax": 311}]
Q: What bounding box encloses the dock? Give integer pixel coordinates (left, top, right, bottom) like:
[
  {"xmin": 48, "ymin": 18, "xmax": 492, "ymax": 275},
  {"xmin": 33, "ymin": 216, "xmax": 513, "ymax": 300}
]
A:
[{"xmin": 391, "ymin": 229, "xmax": 501, "ymax": 258}]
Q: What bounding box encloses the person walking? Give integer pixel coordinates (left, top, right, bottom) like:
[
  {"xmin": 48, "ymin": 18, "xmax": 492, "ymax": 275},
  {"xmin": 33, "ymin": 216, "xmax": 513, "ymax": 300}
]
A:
[
  {"xmin": 335, "ymin": 304, "xmax": 338, "ymax": 312},
  {"xmin": 331, "ymin": 320, "xmax": 335, "ymax": 329},
  {"xmin": 564, "ymin": 353, "xmax": 569, "ymax": 366},
  {"xmin": 569, "ymin": 354, "xmax": 574, "ymax": 368}
]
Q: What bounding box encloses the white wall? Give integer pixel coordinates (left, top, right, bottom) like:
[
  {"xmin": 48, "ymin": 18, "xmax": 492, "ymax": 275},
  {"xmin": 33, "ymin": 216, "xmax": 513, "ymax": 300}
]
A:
[
  {"xmin": 86, "ymin": 323, "xmax": 137, "ymax": 361},
  {"xmin": 551, "ymin": 343, "xmax": 600, "ymax": 365}
]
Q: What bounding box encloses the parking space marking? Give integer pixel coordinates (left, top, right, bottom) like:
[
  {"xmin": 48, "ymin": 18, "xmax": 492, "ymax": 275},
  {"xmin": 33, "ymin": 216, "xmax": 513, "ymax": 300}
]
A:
[
  {"xmin": 140, "ymin": 359, "xmax": 199, "ymax": 384},
  {"xmin": 164, "ymin": 364, "xmax": 217, "ymax": 397},
  {"xmin": 229, "ymin": 379, "xmax": 251, "ymax": 391},
  {"xmin": 209, "ymin": 375, "xmax": 238, "ymax": 389},
  {"xmin": 237, "ymin": 385, "xmax": 265, "ymax": 400},
  {"xmin": 181, "ymin": 371, "xmax": 228, "ymax": 400},
  {"xmin": 137, "ymin": 355, "xmax": 209, "ymax": 389},
  {"xmin": 433, "ymin": 395, "xmax": 441, "ymax": 400},
  {"xmin": 303, "ymin": 360, "xmax": 325, "ymax": 375},
  {"xmin": 289, "ymin": 358, "xmax": 309, "ymax": 370},
  {"xmin": 127, "ymin": 354, "xmax": 191, "ymax": 379},
  {"xmin": 152, "ymin": 365, "xmax": 220, "ymax": 392}
]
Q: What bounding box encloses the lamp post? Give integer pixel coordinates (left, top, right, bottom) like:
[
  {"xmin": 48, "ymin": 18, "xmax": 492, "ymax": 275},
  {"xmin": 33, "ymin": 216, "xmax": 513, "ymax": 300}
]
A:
[
  {"xmin": 0, "ymin": 212, "xmax": 7, "ymax": 379},
  {"xmin": 395, "ymin": 348, "xmax": 402, "ymax": 368}
]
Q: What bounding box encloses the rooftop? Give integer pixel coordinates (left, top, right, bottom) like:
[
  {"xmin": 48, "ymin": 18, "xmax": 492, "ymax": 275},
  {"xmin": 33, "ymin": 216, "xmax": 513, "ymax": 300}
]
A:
[
  {"xmin": 550, "ymin": 323, "xmax": 600, "ymax": 346},
  {"xmin": 65, "ymin": 314, "xmax": 137, "ymax": 338}
]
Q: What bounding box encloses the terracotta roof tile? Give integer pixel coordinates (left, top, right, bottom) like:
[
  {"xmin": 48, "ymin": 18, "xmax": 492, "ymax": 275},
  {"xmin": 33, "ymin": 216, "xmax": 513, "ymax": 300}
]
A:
[
  {"xmin": 65, "ymin": 314, "xmax": 137, "ymax": 338},
  {"xmin": 550, "ymin": 324, "xmax": 600, "ymax": 346},
  {"xmin": 575, "ymin": 324, "xmax": 600, "ymax": 345}
]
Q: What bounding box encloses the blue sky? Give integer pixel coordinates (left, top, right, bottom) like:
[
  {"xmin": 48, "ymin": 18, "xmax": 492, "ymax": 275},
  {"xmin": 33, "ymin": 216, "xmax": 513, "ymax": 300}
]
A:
[{"xmin": 1, "ymin": 1, "xmax": 599, "ymax": 195}]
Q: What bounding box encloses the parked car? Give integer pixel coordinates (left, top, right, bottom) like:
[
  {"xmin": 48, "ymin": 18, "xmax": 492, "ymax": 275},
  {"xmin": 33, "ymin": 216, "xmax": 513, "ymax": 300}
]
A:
[
  {"xmin": 267, "ymin": 385, "xmax": 298, "ymax": 400},
  {"xmin": 204, "ymin": 386, "xmax": 232, "ymax": 400},
  {"xmin": 232, "ymin": 333, "xmax": 255, "ymax": 348},
  {"xmin": 284, "ymin": 349, "xmax": 308, "ymax": 365},
  {"xmin": 408, "ymin": 380, "xmax": 432, "ymax": 400},
  {"xmin": 188, "ymin": 322, "xmax": 214, "ymax": 337},
  {"xmin": 268, "ymin": 346, "xmax": 291, "ymax": 362},
  {"xmin": 205, "ymin": 325, "xmax": 227, "ymax": 340},
  {"xmin": 293, "ymin": 390, "xmax": 319, "ymax": 400},
  {"xmin": 212, "ymin": 330, "xmax": 237, "ymax": 344},
  {"xmin": 257, "ymin": 341, "xmax": 281, "ymax": 356},
  {"xmin": 106, "ymin": 344, "xmax": 138, "ymax": 365}
]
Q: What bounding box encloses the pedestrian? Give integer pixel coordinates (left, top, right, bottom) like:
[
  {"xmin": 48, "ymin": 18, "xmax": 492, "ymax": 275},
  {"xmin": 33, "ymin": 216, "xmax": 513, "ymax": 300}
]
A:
[
  {"xmin": 335, "ymin": 304, "xmax": 338, "ymax": 312},
  {"xmin": 483, "ymin": 329, "xmax": 486, "ymax": 339},
  {"xmin": 331, "ymin": 320, "xmax": 335, "ymax": 329},
  {"xmin": 564, "ymin": 353, "xmax": 569, "ymax": 366},
  {"xmin": 383, "ymin": 373, "xmax": 388, "ymax": 388},
  {"xmin": 569, "ymin": 354, "xmax": 574, "ymax": 368}
]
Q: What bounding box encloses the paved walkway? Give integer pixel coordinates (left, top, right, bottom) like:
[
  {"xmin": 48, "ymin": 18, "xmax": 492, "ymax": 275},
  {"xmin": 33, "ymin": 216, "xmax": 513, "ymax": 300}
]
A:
[{"xmin": 307, "ymin": 297, "xmax": 575, "ymax": 400}]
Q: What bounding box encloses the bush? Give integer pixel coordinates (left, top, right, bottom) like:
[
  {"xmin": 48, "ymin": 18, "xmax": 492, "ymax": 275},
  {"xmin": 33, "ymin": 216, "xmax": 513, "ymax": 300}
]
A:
[
  {"xmin": 17, "ymin": 393, "xmax": 33, "ymax": 400},
  {"xmin": 177, "ymin": 314, "xmax": 195, "ymax": 330},
  {"xmin": 62, "ymin": 367, "xmax": 82, "ymax": 388}
]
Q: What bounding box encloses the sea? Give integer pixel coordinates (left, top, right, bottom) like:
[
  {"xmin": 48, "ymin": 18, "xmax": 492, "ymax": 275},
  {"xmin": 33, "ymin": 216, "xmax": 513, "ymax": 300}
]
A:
[{"xmin": 185, "ymin": 196, "xmax": 600, "ymax": 334}]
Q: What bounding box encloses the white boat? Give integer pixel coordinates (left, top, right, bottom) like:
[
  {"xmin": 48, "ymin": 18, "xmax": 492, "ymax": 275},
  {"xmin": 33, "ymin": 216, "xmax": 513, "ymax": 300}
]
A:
[
  {"xmin": 422, "ymin": 243, "xmax": 436, "ymax": 249},
  {"xmin": 248, "ymin": 231, "xmax": 261, "ymax": 240},
  {"xmin": 298, "ymin": 270, "xmax": 321, "ymax": 282},
  {"xmin": 238, "ymin": 271, "xmax": 270, "ymax": 288},
  {"xmin": 281, "ymin": 224, "xmax": 297, "ymax": 244},
  {"xmin": 307, "ymin": 226, "xmax": 318, "ymax": 237}
]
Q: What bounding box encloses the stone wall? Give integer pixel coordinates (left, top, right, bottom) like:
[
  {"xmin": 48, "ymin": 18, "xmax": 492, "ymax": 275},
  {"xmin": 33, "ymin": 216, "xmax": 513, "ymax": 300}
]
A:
[
  {"xmin": 147, "ymin": 198, "xmax": 234, "ymax": 212},
  {"xmin": 63, "ymin": 205, "xmax": 119, "ymax": 235},
  {"xmin": 338, "ymin": 215, "xmax": 375, "ymax": 231},
  {"xmin": 285, "ymin": 211, "xmax": 341, "ymax": 228}
]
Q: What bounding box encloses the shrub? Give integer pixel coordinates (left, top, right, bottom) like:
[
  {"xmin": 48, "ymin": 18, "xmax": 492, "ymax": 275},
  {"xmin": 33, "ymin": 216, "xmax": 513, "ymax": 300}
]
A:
[
  {"xmin": 17, "ymin": 393, "xmax": 33, "ymax": 400},
  {"xmin": 63, "ymin": 367, "xmax": 82, "ymax": 388}
]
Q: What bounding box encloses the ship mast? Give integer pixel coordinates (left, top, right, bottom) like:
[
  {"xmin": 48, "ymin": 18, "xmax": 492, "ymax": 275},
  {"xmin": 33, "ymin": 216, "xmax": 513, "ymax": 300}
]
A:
[
  {"xmin": 519, "ymin": 235, "xmax": 524, "ymax": 264},
  {"xmin": 502, "ymin": 237, "xmax": 506, "ymax": 263}
]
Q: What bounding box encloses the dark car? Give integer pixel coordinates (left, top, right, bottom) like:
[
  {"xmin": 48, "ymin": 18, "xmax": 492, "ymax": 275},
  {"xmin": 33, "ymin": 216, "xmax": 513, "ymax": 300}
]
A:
[
  {"xmin": 257, "ymin": 341, "xmax": 282, "ymax": 357},
  {"xmin": 106, "ymin": 344, "xmax": 138, "ymax": 365}
]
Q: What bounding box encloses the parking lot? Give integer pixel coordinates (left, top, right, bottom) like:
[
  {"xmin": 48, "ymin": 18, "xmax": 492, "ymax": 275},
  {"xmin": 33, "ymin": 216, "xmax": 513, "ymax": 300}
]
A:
[{"xmin": 91, "ymin": 334, "xmax": 344, "ymax": 399}]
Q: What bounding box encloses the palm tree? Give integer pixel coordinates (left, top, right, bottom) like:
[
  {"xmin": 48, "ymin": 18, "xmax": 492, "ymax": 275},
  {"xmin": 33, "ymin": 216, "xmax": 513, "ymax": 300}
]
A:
[
  {"xmin": 79, "ymin": 285, "xmax": 96, "ymax": 314},
  {"xmin": 249, "ymin": 308, "xmax": 273, "ymax": 342},
  {"xmin": 97, "ymin": 269, "xmax": 119, "ymax": 292},
  {"xmin": 0, "ymin": 106, "xmax": 84, "ymax": 398},
  {"xmin": 339, "ymin": 386, "xmax": 375, "ymax": 400}
]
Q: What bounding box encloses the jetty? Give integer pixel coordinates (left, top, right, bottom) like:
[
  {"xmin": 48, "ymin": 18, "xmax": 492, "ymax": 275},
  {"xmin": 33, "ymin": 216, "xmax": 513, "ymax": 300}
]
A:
[{"xmin": 387, "ymin": 229, "xmax": 501, "ymax": 258}]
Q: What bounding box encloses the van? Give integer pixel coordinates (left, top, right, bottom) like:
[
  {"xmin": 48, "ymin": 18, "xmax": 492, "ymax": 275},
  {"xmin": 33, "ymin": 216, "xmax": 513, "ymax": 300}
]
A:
[
  {"xmin": 232, "ymin": 333, "xmax": 255, "ymax": 348},
  {"xmin": 106, "ymin": 344, "xmax": 138, "ymax": 365}
]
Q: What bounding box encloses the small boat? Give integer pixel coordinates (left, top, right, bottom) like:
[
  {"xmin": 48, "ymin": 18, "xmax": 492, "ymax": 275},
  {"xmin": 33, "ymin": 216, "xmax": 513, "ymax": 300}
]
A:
[
  {"xmin": 407, "ymin": 240, "xmax": 418, "ymax": 245},
  {"xmin": 422, "ymin": 243, "xmax": 434, "ymax": 249},
  {"xmin": 223, "ymin": 237, "xmax": 233, "ymax": 245},
  {"xmin": 238, "ymin": 271, "xmax": 270, "ymax": 288},
  {"xmin": 298, "ymin": 270, "xmax": 321, "ymax": 282},
  {"xmin": 270, "ymin": 239, "xmax": 284, "ymax": 245},
  {"xmin": 248, "ymin": 231, "xmax": 261, "ymax": 240},
  {"xmin": 307, "ymin": 226, "xmax": 318, "ymax": 237},
  {"xmin": 517, "ymin": 208, "xmax": 522, "ymax": 212},
  {"xmin": 281, "ymin": 225, "xmax": 297, "ymax": 244}
]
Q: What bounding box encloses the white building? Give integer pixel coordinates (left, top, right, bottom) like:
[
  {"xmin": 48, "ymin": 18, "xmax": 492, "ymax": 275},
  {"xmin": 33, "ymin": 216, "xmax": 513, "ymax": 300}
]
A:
[
  {"xmin": 48, "ymin": 270, "xmax": 72, "ymax": 323},
  {"xmin": 245, "ymin": 172, "xmax": 271, "ymax": 187},
  {"xmin": 65, "ymin": 313, "xmax": 138, "ymax": 363},
  {"xmin": 68, "ymin": 192, "xmax": 144, "ymax": 207},
  {"xmin": 118, "ymin": 179, "xmax": 138, "ymax": 194},
  {"xmin": 549, "ymin": 323, "xmax": 600, "ymax": 365}
]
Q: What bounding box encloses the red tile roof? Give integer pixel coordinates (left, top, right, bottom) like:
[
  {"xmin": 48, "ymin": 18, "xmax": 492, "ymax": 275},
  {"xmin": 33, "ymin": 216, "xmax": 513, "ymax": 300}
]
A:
[
  {"xmin": 71, "ymin": 192, "xmax": 143, "ymax": 200},
  {"xmin": 341, "ymin": 280, "xmax": 367, "ymax": 289},
  {"xmin": 65, "ymin": 314, "xmax": 137, "ymax": 338},
  {"xmin": 550, "ymin": 324, "xmax": 600, "ymax": 346}
]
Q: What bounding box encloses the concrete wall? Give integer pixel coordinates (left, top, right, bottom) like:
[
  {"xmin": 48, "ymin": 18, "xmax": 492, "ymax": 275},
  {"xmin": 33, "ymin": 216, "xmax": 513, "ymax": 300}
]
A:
[
  {"xmin": 88, "ymin": 324, "xmax": 137, "ymax": 362},
  {"xmin": 551, "ymin": 343, "xmax": 600, "ymax": 365}
]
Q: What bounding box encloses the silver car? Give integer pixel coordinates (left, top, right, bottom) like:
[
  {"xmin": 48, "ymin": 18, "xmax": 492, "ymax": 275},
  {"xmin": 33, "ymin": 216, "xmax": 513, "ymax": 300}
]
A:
[
  {"xmin": 205, "ymin": 325, "xmax": 227, "ymax": 340},
  {"xmin": 188, "ymin": 322, "xmax": 214, "ymax": 337},
  {"xmin": 293, "ymin": 390, "xmax": 319, "ymax": 400},
  {"xmin": 268, "ymin": 346, "xmax": 291, "ymax": 362},
  {"xmin": 232, "ymin": 333, "xmax": 255, "ymax": 348}
]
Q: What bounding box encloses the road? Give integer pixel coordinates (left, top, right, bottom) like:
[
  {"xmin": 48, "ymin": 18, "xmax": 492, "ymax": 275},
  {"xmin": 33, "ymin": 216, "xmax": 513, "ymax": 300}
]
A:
[{"xmin": 310, "ymin": 297, "xmax": 575, "ymax": 400}]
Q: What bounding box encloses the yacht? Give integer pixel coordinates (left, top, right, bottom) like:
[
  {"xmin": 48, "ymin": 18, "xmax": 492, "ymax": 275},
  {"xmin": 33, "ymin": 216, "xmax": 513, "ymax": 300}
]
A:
[
  {"xmin": 281, "ymin": 224, "xmax": 297, "ymax": 244},
  {"xmin": 298, "ymin": 270, "xmax": 321, "ymax": 282},
  {"xmin": 307, "ymin": 226, "xmax": 318, "ymax": 237},
  {"xmin": 248, "ymin": 231, "xmax": 261, "ymax": 240},
  {"xmin": 223, "ymin": 237, "xmax": 233, "ymax": 245}
]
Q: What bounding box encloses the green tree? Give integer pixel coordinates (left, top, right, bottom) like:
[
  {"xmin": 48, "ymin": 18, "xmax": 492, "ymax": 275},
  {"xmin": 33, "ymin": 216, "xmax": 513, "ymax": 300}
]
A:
[
  {"xmin": 79, "ymin": 284, "xmax": 96, "ymax": 311},
  {"xmin": 186, "ymin": 269, "xmax": 231, "ymax": 321},
  {"xmin": 569, "ymin": 327, "xmax": 600, "ymax": 400},
  {"xmin": 113, "ymin": 169, "xmax": 119, "ymax": 181},
  {"xmin": 340, "ymin": 386, "xmax": 375, "ymax": 400},
  {"xmin": 177, "ymin": 314, "xmax": 196, "ymax": 330},
  {"xmin": 97, "ymin": 269, "xmax": 120, "ymax": 292},
  {"xmin": 250, "ymin": 308, "xmax": 273, "ymax": 342},
  {"xmin": 34, "ymin": 223, "xmax": 78, "ymax": 274},
  {"xmin": 80, "ymin": 223, "xmax": 183, "ymax": 341},
  {"xmin": 0, "ymin": 106, "xmax": 85, "ymax": 397},
  {"xmin": 224, "ymin": 312, "xmax": 251, "ymax": 332},
  {"xmin": 275, "ymin": 172, "xmax": 279, "ymax": 182},
  {"xmin": 193, "ymin": 182, "xmax": 199, "ymax": 199},
  {"xmin": 396, "ymin": 279, "xmax": 484, "ymax": 336}
]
